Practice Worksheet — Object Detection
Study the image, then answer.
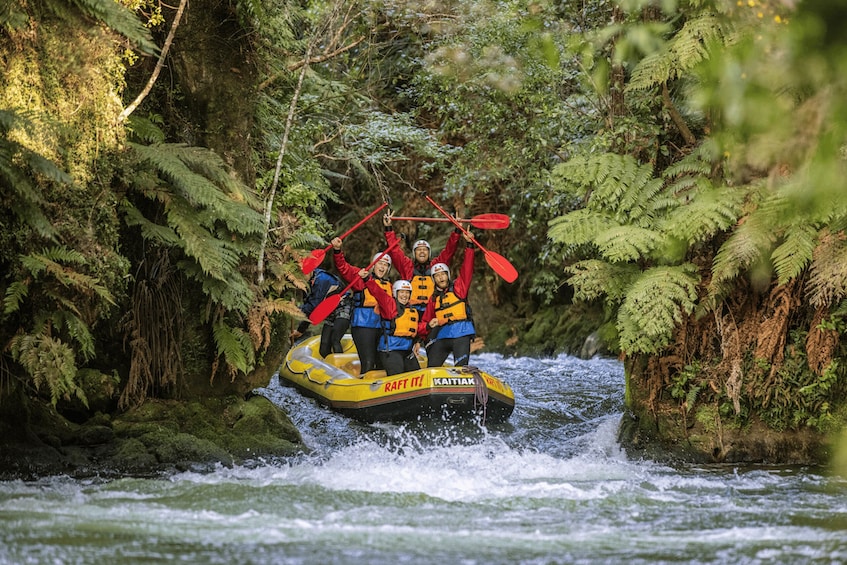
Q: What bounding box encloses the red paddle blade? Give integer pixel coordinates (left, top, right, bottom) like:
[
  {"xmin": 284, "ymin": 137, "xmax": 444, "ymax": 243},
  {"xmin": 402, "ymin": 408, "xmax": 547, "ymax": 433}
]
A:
[
  {"xmin": 301, "ymin": 248, "xmax": 326, "ymax": 274},
  {"xmin": 309, "ymin": 293, "xmax": 342, "ymax": 325},
  {"xmin": 483, "ymin": 249, "xmax": 518, "ymax": 283},
  {"xmin": 469, "ymin": 213, "xmax": 510, "ymax": 230}
]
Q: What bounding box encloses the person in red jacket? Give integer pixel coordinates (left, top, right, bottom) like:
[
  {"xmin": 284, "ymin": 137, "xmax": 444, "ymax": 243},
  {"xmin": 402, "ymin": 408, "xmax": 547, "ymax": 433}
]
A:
[
  {"xmin": 417, "ymin": 231, "xmax": 476, "ymax": 367},
  {"xmin": 331, "ymin": 237, "xmax": 392, "ymax": 375},
  {"xmin": 382, "ymin": 211, "xmax": 462, "ymax": 315},
  {"xmin": 360, "ymin": 276, "xmax": 420, "ymax": 376}
]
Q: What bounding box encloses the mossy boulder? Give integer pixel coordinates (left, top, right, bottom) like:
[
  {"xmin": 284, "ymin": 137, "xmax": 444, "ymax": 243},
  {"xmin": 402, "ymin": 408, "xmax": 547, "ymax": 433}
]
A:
[{"xmin": 0, "ymin": 392, "xmax": 305, "ymax": 479}]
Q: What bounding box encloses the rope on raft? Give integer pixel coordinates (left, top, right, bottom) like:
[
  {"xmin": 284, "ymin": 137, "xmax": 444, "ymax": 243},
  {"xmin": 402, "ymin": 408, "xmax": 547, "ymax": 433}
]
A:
[{"xmin": 461, "ymin": 366, "xmax": 489, "ymax": 424}]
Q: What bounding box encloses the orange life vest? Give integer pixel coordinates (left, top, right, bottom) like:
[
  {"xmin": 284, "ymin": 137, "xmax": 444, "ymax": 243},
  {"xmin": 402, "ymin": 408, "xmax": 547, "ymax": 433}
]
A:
[{"xmin": 434, "ymin": 289, "xmax": 469, "ymax": 325}]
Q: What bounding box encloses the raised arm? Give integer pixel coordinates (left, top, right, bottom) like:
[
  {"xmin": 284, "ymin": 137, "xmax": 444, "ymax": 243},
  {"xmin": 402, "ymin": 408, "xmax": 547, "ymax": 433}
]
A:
[
  {"xmin": 332, "ymin": 237, "xmax": 365, "ymax": 289},
  {"xmin": 383, "ymin": 212, "xmax": 414, "ymax": 279},
  {"xmin": 452, "ymin": 235, "xmax": 476, "ymax": 299}
]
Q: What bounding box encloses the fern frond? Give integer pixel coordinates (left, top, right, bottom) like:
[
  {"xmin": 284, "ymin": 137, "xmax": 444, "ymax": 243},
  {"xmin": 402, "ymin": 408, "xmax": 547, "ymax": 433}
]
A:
[
  {"xmin": 127, "ymin": 115, "xmax": 166, "ymax": 144},
  {"xmin": 9, "ymin": 333, "xmax": 86, "ymax": 407},
  {"xmin": 66, "ymin": 0, "xmax": 158, "ymax": 55},
  {"xmin": 3, "ymin": 281, "xmax": 29, "ymax": 315},
  {"xmin": 709, "ymin": 213, "xmax": 774, "ymax": 298},
  {"xmin": 807, "ymin": 232, "xmax": 847, "ymax": 308},
  {"xmin": 772, "ymin": 224, "xmax": 818, "ymax": 284},
  {"xmin": 212, "ymin": 321, "xmax": 256, "ymax": 377},
  {"xmin": 121, "ymin": 202, "xmax": 182, "ymax": 246},
  {"xmin": 0, "ymin": 109, "xmax": 66, "ymax": 239},
  {"xmin": 167, "ymin": 199, "xmax": 241, "ymax": 279},
  {"xmin": 627, "ymin": 13, "xmax": 726, "ymax": 92},
  {"xmin": 565, "ymin": 260, "xmax": 642, "ymax": 302},
  {"xmin": 617, "ymin": 264, "xmax": 700, "ymax": 354},
  {"xmin": 287, "ymin": 231, "xmax": 327, "ymax": 251},
  {"xmin": 662, "ymin": 186, "xmax": 743, "ymax": 244},
  {"xmin": 548, "ymin": 208, "xmax": 618, "ymax": 247},
  {"xmin": 180, "ymin": 262, "xmax": 254, "ymax": 314},
  {"xmin": 132, "ymin": 143, "xmax": 225, "ymax": 210},
  {"xmin": 554, "ymin": 153, "xmax": 663, "ymax": 223},
  {"xmin": 19, "ymin": 246, "xmax": 116, "ymax": 305},
  {"xmin": 51, "ymin": 310, "xmax": 96, "ymax": 361},
  {"xmin": 595, "ymin": 225, "xmax": 667, "ymax": 262}
]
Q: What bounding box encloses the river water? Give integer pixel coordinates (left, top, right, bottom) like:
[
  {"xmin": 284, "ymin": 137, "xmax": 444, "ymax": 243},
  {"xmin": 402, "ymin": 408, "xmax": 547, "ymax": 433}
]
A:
[{"xmin": 1, "ymin": 353, "xmax": 846, "ymax": 564}]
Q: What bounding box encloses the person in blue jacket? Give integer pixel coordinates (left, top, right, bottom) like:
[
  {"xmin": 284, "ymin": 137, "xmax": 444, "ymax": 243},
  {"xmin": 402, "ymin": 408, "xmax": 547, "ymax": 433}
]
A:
[
  {"xmin": 290, "ymin": 268, "xmax": 352, "ymax": 358},
  {"xmin": 361, "ymin": 276, "xmax": 420, "ymax": 376}
]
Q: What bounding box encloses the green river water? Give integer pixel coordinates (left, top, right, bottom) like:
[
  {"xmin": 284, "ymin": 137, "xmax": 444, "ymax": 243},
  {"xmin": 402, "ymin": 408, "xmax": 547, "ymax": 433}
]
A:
[{"xmin": 1, "ymin": 353, "xmax": 846, "ymax": 564}]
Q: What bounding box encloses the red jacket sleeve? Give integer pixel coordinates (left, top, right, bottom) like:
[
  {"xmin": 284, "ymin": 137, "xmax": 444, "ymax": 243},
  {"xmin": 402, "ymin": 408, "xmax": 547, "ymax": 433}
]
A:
[
  {"xmin": 384, "ymin": 228, "xmax": 414, "ymax": 279},
  {"xmin": 365, "ymin": 278, "xmax": 397, "ymax": 319},
  {"xmin": 431, "ymin": 230, "xmax": 462, "ymax": 267},
  {"xmin": 332, "ymin": 250, "xmax": 366, "ymax": 291},
  {"xmin": 417, "ymin": 297, "xmax": 436, "ymax": 338},
  {"xmin": 452, "ymin": 245, "xmax": 475, "ymax": 299}
]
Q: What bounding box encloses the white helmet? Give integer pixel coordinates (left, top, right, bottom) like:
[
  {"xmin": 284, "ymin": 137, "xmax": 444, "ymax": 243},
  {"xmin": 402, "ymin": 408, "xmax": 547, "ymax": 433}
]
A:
[
  {"xmin": 392, "ymin": 279, "xmax": 413, "ymax": 298},
  {"xmin": 431, "ymin": 263, "xmax": 450, "ymax": 278},
  {"xmin": 372, "ymin": 252, "xmax": 392, "ymax": 266},
  {"xmin": 413, "ymin": 239, "xmax": 431, "ymax": 253}
]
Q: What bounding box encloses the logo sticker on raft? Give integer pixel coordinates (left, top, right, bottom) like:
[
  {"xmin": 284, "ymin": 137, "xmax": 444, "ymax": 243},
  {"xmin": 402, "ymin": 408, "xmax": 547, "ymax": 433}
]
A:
[
  {"xmin": 383, "ymin": 375, "xmax": 425, "ymax": 392},
  {"xmin": 433, "ymin": 377, "xmax": 474, "ymax": 386},
  {"xmin": 382, "ymin": 373, "xmax": 507, "ymax": 392}
]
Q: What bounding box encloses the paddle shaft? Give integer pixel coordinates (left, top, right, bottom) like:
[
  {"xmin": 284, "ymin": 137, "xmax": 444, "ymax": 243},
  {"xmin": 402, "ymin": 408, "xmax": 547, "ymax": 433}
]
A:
[
  {"xmin": 302, "ymin": 202, "xmax": 388, "ymax": 274},
  {"xmin": 390, "ymin": 213, "xmax": 510, "ymax": 230},
  {"xmin": 425, "ymin": 196, "xmax": 518, "ymax": 283}
]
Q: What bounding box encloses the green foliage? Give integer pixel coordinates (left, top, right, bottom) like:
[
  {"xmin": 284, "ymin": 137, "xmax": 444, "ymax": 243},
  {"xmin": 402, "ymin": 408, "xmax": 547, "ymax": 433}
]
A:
[
  {"xmin": 118, "ymin": 141, "xmax": 268, "ymax": 382},
  {"xmin": 617, "ymin": 264, "xmax": 698, "ymax": 354},
  {"xmin": 670, "ymin": 362, "xmax": 702, "ymax": 414},
  {"xmin": 9, "ymin": 333, "xmax": 87, "ymax": 407},
  {"xmin": 626, "ymin": 12, "xmax": 729, "ymax": 92},
  {"xmin": 0, "ymin": 109, "xmax": 67, "ymax": 239},
  {"xmin": 212, "ymin": 320, "xmax": 255, "ymax": 378},
  {"xmin": 123, "ymin": 142, "xmax": 263, "ymax": 314},
  {"xmin": 63, "ymin": 0, "xmax": 158, "ymax": 55},
  {"xmin": 752, "ymin": 331, "xmax": 846, "ymax": 434},
  {"xmin": 549, "ymin": 152, "xmax": 706, "ymax": 354}
]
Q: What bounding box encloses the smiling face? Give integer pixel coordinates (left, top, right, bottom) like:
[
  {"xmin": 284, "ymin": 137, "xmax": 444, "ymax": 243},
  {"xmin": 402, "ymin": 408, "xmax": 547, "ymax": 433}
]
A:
[
  {"xmin": 414, "ymin": 245, "xmax": 430, "ymax": 264},
  {"xmin": 396, "ymin": 289, "xmax": 411, "ymax": 305},
  {"xmin": 372, "ymin": 259, "xmax": 391, "ymax": 279}
]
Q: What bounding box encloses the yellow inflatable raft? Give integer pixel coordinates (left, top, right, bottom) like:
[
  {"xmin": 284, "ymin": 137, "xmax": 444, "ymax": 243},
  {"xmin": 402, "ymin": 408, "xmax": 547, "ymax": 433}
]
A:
[{"xmin": 279, "ymin": 334, "xmax": 515, "ymax": 423}]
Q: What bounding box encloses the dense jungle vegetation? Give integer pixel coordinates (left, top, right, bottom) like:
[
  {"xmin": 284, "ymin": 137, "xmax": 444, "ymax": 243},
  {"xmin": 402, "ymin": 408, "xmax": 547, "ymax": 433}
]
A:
[{"xmin": 2, "ymin": 0, "xmax": 847, "ymax": 467}]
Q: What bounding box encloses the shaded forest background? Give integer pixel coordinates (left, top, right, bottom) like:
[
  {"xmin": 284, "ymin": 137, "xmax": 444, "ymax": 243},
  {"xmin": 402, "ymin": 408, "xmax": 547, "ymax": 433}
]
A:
[{"xmin": 3, "ymin": 0, "xmax": 847, "ymax": 466}]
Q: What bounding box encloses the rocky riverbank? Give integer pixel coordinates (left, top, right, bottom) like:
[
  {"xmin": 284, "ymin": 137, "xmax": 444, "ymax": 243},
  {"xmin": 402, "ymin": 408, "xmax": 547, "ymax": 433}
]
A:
[{"xmin": 0, "ymin": 393, "xmax": 304, "ymax": 480}]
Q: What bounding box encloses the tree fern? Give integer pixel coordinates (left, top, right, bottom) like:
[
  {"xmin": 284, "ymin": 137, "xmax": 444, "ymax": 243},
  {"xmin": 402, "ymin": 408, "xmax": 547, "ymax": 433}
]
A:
[
  {"xmin": 125, "ymin": 142, "xmax": 264, "ymax": 314},
  {"xmin": 627, "ymin": 12, "xmax": 728, "ymax": 92},
  {"xmin": 617, "ymin": 264, "xmax": 700, "ymax": 354},
  {"xmin": 772, "ymin": 224, "xmax": 818, "ymax": 285},
  {"xmin": 594, "ymin": 225, "xmax": 667, "ymax": 262},
  {"xmin": 548, "ymin": 208, "xmax": 618, "ymax": 248},
  {"xmin": 565, "ymin": 260, "xmax": 641, "ymax": 303},
  {"xmin": 661, "ymin": 186, "xmax": 743, "ymax": 243}
]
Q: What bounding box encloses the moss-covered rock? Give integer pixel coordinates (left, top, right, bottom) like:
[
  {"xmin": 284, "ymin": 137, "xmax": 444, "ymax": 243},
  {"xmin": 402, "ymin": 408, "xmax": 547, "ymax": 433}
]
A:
[{"xmin": 0, "ymin": 390, "xmax": 306, "ymax": 479}]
